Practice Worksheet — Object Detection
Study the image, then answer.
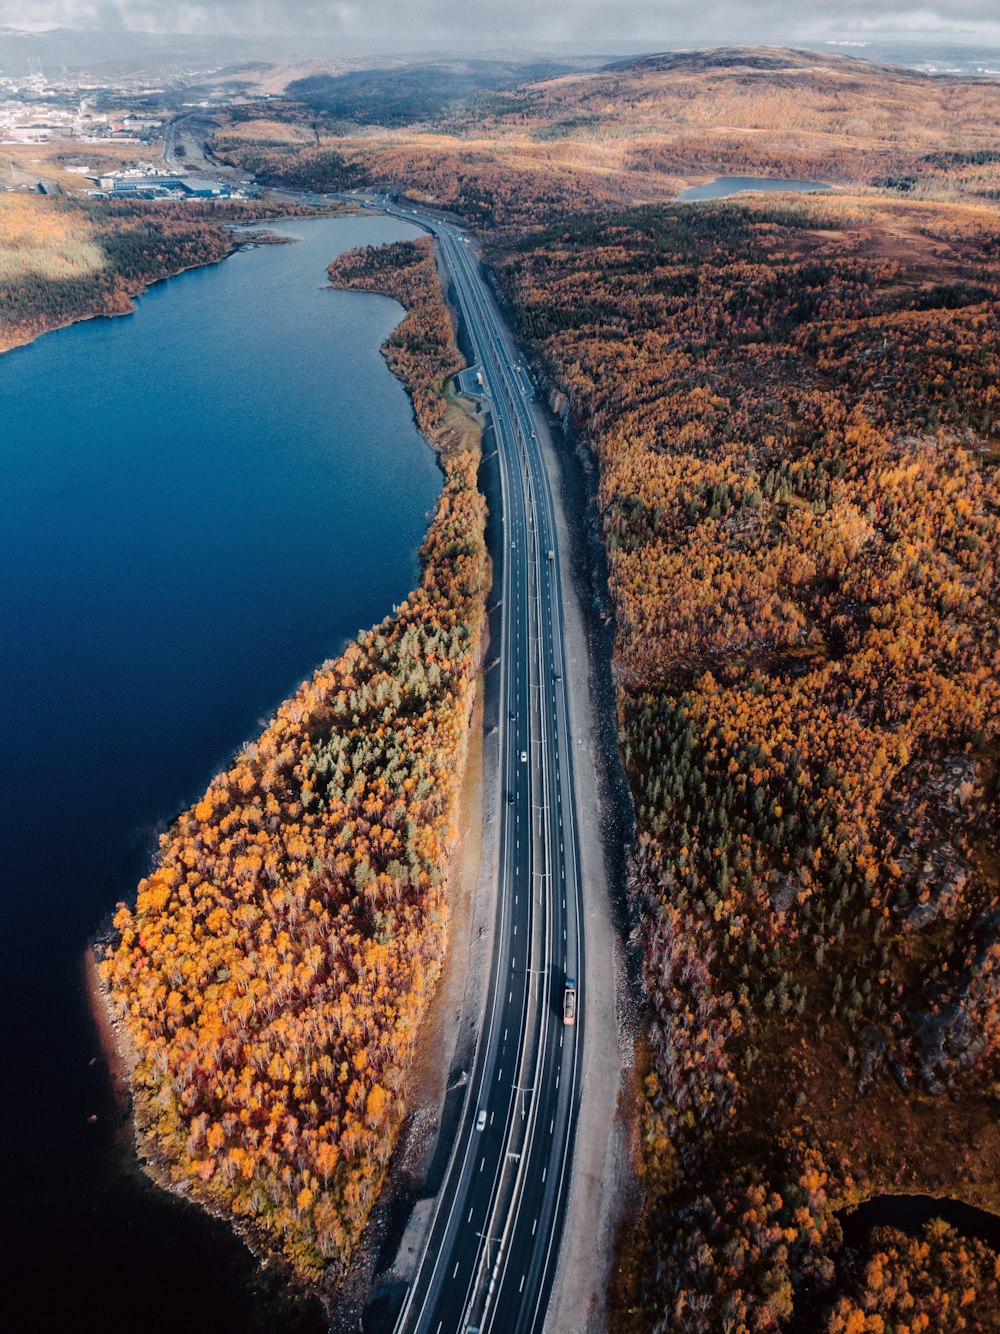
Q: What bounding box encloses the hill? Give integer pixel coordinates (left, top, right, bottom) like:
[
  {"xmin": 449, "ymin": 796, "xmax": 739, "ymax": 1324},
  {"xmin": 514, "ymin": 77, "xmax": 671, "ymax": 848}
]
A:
[
  {"xmin": 210, "ymin": 45, "xmax": 1000, "ymax": 228},
  {"xmin": 285, "ymin": 58, "xmax": 581, "ymax": 128},
  {"xmin": 595, "ymin": 43, "xmax": 909, "ymax": 76}
]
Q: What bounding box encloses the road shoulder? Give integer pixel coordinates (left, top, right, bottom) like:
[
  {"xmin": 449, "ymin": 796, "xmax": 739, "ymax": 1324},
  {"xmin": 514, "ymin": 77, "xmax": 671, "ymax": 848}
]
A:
[{"xmin": 531, "ymin": 391, "xmax": 636, "ymax": 1332}]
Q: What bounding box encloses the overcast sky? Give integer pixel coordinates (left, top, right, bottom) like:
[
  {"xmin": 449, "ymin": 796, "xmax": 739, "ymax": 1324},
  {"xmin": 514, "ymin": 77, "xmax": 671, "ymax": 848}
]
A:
[{"xmin": 2, "ymin": 1, "xmax": 999, "ymax": 46}]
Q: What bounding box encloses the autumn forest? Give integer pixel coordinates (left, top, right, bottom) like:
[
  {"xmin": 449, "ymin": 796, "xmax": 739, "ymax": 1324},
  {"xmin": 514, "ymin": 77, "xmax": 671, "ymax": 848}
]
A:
[
  {"xmin": 8, "ymin": 35, "xmax": 999, "ymax": 1333},
  {"xmin": 496, "ymin": 191, "xmax": 1000, "ymax": 1330}
]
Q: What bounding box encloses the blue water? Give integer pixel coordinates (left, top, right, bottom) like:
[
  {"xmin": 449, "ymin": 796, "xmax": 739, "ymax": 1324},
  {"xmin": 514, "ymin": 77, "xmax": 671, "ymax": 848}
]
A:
[
  {"xmin": 677, "ymin": 175, "xmax": 833, "ymax": 201},
  {"xmin": 0, "ymin": 213, "xmax": 438, "ymax": 1330}
]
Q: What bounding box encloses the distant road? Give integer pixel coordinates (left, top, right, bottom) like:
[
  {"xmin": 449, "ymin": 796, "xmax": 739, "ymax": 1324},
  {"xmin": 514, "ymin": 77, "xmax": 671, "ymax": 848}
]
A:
[
  {"xmin": 363, "ymin": 199, "xmax": 587, "ymax": 1334},
  {"xmin": 163, "ymin": 112, "xmax": 239, "ymax": 179},
  {"xmin": 162, "ymin": 113, "xmax": 185, "ymax": 171}
]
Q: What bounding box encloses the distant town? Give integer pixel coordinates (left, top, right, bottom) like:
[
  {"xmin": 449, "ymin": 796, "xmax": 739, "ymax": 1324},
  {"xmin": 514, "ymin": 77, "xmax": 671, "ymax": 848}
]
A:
[{"xmin": 0, "ymin": 64, "xmax": 256, "ymax": 198}]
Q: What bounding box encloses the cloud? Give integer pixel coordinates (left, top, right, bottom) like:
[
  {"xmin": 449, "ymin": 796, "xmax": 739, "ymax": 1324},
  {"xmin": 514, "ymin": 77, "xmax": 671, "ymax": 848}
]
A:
[{"xmin": 1, "ymin": 0, "xmax": 999, "ymax": 44}]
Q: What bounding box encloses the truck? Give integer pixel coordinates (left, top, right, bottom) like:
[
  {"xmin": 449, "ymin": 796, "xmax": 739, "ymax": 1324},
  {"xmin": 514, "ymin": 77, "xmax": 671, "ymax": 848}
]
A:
[{"xmin": 563, "ymin": 977, "xmax": 577, "ymax": 1026}]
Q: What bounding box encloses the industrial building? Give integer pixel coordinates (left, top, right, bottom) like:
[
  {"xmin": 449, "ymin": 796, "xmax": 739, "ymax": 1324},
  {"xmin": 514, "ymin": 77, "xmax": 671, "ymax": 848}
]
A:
[{"xmin": 97, "ymin": 172, "xmax": 232, "ymax": 199}]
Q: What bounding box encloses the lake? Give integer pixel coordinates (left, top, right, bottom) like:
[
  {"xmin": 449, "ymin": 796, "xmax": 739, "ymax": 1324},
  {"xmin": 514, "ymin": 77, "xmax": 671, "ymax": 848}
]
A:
[
  {"xmin": 0, "ymin": 213, "xmax": 440, "ymax": 1330},
  {"xmin": 677, "ymin": 175, "xmax": 833, "ymax": 201}
]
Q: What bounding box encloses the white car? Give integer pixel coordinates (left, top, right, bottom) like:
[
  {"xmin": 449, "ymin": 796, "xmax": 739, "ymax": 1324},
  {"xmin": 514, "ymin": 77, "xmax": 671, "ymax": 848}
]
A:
[
  {"xmin": 520, "ymin": 751, "xmax": 528, "ymax": 763},
  {"xmin": 475, "ymin": 1108, "xmax": 487, "ymax": 1132}
]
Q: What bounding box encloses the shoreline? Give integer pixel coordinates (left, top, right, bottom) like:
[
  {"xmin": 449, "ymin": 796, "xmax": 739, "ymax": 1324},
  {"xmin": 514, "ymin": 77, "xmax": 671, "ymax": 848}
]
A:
[
  {"xmin": 84, "ymin": 940, "xmax": 134, "ymax": 1115},
  {"xmin": 0, "ymin": 200, "xmax": 359, "ymax": 359},
  {"xmin": 0, "ymin": 245, "xmax": 241, "ymax": 359},
  {"xmin": 87, "ymin": 229, "xmax": 487, "ymax": 1310},
  {"xmin": 87, "ymin": 940, "xmax": 288, "ymax": 1288}
]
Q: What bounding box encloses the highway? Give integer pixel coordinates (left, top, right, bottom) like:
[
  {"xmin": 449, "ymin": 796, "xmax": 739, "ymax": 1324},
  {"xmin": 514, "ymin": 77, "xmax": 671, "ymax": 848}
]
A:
[
  {"xmin": 162, "ymin": 112, "xmax": 191, "ymax": 172},
  {"xmin": 371, "ymin": 199, "xmax": 587, "ymax": 1334}
]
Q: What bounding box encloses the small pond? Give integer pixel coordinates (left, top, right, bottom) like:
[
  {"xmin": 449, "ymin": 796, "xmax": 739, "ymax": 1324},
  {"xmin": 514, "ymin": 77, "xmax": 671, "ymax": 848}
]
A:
[{"xmin": 677, "ymin": 175, "xmax": 833, "ymax": 201}]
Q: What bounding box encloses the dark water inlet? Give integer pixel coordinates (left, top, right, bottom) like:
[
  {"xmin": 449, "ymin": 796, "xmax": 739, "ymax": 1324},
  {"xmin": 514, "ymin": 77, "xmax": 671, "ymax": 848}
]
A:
[
  {"xmin": 840, "ymin": 1194, "xmax": 1000, "ymax": 1251},
  {"xmin": 0, "ymin": 213, "xmax": 440, "ymax": 1331},
  {"xmin": 677, "ymin": 175, "xmax": 833, "ymax": 201}
]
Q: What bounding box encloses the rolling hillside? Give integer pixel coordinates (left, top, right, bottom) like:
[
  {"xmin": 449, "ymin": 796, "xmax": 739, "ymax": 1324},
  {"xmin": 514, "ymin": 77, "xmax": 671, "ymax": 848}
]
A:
[{"xmin": 211, "ymin": 47, "xmax": 1000, "ymax": 226}]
